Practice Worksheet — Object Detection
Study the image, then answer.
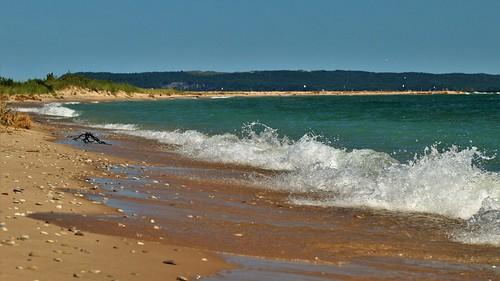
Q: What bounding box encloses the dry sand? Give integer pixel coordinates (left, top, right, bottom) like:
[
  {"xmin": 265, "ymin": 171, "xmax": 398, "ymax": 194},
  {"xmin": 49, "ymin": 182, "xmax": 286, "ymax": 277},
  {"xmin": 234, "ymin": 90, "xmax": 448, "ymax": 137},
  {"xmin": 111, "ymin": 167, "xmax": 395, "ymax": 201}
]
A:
[
  {"xmin": 0, "ymin": 124, "xmax": 229, "ymax": 281},
  {"xmin": 3, "ymin": 87, "xmax": 465, "ymax": 104}
]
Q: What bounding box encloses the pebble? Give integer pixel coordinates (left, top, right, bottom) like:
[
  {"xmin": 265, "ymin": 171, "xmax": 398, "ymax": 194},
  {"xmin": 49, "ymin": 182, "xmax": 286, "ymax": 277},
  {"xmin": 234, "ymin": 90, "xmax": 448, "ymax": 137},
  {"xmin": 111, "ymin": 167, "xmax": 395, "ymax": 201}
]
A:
[
  {"xmin": 163, "ymin": 259, "xmax": 176, "ymax": 265},
  {"xmin": 17, "ymin": 234, "xmax": 30, "ymax": 240},
  {"xmin": 1, "ymin": 239, "xmax": 16, "ymax": 246},
  {"xmin": 177, "ymin": 276, "xmax": 188, "ymax": 281},
  {"xmin": 54, "ymin": 257, "xmax": 63, "ymax": 262}
]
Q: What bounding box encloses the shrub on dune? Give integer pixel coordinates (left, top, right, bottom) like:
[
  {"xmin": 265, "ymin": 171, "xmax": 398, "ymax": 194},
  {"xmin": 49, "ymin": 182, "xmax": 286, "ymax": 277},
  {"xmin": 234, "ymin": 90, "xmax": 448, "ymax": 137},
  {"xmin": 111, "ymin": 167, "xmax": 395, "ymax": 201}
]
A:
[{"xmin": 0, "ymin": 102, "xmax": 32, "ymax": 129}]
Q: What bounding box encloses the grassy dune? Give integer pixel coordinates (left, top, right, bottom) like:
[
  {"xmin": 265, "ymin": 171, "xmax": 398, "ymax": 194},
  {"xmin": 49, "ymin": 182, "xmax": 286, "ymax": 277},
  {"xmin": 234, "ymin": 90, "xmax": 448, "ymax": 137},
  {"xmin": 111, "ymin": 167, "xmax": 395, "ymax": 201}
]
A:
[{"xmin": 0, "ymin": 73, "xmax": 180, "ymax": 97}]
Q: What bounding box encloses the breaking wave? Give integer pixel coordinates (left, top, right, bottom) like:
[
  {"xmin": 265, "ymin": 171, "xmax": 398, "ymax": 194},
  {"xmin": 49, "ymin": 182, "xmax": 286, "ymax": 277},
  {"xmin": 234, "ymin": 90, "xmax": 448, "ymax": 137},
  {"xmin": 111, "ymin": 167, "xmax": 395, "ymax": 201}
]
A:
[
  {"xmin": 16, "ymin": 102, "xmax": 80, "ymax": 117},
  {"xmin": 92, "ymin": 122, "xmax": 500, "ymax": 246},
  {"xmin": 90, "ymin": 123, "xmax": 139, "ymax": 131}
]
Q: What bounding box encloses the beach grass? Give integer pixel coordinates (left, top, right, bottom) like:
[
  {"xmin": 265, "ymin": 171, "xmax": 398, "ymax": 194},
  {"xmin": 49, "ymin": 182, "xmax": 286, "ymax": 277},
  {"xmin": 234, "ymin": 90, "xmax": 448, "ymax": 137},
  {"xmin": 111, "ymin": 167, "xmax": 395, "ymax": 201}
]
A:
[
  {"xmin": 0, "ymin": 101, "xmax": 32, "ymax": 129},
  {"xmin": 0, "ymin": 73, "xmax": 156, "ymax": 96}
]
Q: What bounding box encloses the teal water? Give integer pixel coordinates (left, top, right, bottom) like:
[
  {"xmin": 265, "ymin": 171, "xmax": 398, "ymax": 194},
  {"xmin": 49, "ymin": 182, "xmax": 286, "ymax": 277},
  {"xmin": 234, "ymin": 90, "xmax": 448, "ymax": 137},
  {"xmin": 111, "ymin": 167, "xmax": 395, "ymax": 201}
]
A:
[{"xmin": 69, "ymin": 95, "xmax": 500, "ymax": 170}]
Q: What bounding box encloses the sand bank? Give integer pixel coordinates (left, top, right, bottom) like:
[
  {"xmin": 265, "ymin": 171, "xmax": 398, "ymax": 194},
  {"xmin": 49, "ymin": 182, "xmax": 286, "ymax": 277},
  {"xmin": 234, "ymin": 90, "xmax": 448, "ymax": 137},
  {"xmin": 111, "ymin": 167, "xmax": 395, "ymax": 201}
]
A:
[{"xmin": 2, "ymin": 87, "xmax": 465, "ymax": 104}]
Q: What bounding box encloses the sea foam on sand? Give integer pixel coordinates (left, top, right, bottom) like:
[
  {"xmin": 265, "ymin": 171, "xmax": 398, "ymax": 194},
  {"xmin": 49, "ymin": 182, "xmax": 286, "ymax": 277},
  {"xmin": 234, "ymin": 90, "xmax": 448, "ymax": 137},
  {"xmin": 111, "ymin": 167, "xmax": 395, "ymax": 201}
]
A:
[{"xmin": 90, "ymin": 122, "xmax": 500, "ymax": 246}]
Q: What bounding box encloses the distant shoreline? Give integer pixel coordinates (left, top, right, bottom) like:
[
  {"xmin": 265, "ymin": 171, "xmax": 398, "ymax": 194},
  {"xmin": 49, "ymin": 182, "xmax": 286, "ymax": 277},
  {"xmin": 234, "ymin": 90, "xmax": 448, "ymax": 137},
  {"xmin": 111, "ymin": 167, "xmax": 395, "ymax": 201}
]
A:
[
  {"xmin": 3, "ymin": 88, "xmax": 466, "ymax": 103},
  {"xmin": 78, "ymin": 70, "xmax": 500, "ymax": 92}
]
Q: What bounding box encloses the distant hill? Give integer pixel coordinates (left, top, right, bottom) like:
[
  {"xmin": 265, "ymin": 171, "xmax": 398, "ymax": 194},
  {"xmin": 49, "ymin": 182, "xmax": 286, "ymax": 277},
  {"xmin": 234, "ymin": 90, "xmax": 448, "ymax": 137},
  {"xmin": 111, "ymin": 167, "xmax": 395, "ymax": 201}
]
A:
[{"xmin": 77, "ymin": 70, "xmax": 500, "ymax": 92}]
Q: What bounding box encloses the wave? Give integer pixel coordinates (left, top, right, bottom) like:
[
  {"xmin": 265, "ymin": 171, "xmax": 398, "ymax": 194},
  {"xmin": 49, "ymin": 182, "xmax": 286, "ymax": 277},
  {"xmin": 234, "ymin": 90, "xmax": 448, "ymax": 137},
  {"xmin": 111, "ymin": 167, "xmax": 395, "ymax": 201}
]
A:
[
  {"xmin": 15, "ymin": 102, "xmax": 80, "ymax": 117},
  {"xmin": 89, "ymin": 122, "xmax": 500, "ymax": 246},
  {"xmin": 467, "ymin": 91, "xmax": 500, "ymax": 95},
  {"xmin": 90, "ymin": 123, "xmax": 139, "ymax": 131}
]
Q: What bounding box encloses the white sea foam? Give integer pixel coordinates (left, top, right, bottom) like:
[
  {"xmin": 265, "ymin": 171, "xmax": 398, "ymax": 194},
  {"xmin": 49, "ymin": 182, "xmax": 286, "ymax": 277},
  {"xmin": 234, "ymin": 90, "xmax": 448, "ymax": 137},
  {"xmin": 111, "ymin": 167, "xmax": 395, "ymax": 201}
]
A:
[
  {"xmin": 453, "ymin": 204, "xmax": 500, "ymax": 246},
  {"xmin": 16, "ymin": 102, "xmax": 80, "ymax": 117},
  {"xmin": 468, "ymin": 91, "xmax": 500, "ymax": 95},
  {"xmin": 94, "ymin": 122, "xmax": 500, "ymax": 246},
  {"xmin": 90, "ymin": 123, "xmax": 139, "ymax": 131},
  {"xmin": 210, "ymin": 96, "xmax": 233, "ymax": 99}
]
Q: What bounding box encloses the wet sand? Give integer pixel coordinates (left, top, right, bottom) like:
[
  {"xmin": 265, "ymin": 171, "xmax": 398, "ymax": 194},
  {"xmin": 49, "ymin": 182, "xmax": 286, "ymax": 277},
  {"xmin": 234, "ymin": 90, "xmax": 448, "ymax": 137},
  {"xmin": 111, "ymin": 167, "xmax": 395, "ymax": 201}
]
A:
[
  {"xmin": 0, "ymin": 124, "xmax": 229, "ymax": 281},
  {"xmin": 20, "ymin": 120, "xmax": 500, "ymax": 281}
]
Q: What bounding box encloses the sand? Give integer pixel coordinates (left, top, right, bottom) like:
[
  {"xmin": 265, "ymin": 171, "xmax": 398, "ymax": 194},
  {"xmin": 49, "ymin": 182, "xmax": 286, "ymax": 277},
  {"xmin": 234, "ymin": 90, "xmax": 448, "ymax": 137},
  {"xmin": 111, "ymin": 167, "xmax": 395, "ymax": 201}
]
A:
[
  {"xmin": 3, "ymin": 87, "xmax": 465, "ymax": 104},
  {"xmin": 0, "ymin": 124, "xmax": 229, "ymax": 281}
]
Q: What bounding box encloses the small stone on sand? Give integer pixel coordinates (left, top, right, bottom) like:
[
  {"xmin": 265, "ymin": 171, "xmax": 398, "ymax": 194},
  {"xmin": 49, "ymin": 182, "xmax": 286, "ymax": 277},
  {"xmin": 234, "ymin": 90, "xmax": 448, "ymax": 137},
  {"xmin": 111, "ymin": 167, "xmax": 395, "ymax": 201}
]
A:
[{"xmin": 163, "ymin": 259, "xmax": 176, "ymax": 265}]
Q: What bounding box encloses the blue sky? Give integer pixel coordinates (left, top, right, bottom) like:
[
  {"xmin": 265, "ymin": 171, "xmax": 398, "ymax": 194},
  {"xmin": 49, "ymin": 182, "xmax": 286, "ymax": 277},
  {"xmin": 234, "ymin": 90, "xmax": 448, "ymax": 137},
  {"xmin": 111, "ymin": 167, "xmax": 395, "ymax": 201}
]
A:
[{"xmin": 1, "ymin": 0, "xmax": 499, "ymax": 80}]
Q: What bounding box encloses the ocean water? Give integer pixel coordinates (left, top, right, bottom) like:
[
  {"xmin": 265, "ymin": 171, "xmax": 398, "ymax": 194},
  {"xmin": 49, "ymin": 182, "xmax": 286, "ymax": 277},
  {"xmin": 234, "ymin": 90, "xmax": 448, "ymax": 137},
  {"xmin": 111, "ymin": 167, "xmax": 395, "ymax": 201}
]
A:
[{"xmin": 17, "ymin": 94, "xmax": 500, "ymax": 246}]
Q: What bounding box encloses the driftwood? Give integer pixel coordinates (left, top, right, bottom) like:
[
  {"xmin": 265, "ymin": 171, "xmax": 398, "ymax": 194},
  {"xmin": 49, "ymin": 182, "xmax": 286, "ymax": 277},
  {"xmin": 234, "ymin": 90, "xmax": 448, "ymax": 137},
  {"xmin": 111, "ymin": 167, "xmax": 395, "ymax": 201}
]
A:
[{"xmin": 72, "ymin": 132, "xmax": 110, "ymax": 145}]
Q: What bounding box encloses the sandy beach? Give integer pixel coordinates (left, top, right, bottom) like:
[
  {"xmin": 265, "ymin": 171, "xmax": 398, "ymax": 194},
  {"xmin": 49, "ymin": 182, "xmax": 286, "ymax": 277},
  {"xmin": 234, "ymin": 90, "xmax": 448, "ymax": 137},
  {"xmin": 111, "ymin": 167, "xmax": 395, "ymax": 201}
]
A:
[
  {"xmin": 3, "ymin": 87, "xmax": 465, "ymax": 104},
  {"xmin": 1, "ymin": 97, "xmax": 499, "ymax": 281},
  {"xmin": 3, "ymin": 1, "xmax": 500, "ymax": 279},
  {"xmin": 0, "ymin": 124, "xmax": 229, "ymax": 281}
]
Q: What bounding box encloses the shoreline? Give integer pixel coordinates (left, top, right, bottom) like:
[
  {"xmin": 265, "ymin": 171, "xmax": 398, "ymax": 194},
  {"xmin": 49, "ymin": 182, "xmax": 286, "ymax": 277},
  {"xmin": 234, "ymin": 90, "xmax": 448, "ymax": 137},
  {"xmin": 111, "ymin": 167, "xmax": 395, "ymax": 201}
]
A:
[
  {"xmin": 2, "ymin": 104, "xmax": 500, "ymax": 280},
  {"xmin": 2, "ymin": 88, "xmax": 466, "ymax": 104},
  {"xmin": 0, "ymin": 123, "xmax": 231, "ymax": 281}
]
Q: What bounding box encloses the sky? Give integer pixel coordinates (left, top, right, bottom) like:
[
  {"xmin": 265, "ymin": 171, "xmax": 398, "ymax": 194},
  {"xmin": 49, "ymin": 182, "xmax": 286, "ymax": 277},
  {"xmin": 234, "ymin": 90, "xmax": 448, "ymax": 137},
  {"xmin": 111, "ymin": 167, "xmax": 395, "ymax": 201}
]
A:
[{"xmin": 1, "ymin": 0, "xmax": 499, "ymax": 80}]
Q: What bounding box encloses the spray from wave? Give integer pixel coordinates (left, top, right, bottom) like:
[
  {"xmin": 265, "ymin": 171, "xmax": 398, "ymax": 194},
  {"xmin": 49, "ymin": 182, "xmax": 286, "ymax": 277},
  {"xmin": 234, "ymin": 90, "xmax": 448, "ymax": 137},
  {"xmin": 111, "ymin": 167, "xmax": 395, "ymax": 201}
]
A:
[
  {"xmin": 16, "ymin": 102, "xmax": 80, "ymax": 117},
  {"xmin": 90, "ymin": 122, "xmax": 500, "ymax": 246}
]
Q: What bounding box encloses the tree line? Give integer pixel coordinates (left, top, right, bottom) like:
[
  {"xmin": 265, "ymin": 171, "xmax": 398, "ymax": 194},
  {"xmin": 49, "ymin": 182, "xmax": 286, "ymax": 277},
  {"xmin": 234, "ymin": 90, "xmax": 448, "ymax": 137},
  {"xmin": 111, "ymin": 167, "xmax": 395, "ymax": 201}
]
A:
[{"xmin": 77, "ymin": 70, "xmax": 500, "ymax": 92}]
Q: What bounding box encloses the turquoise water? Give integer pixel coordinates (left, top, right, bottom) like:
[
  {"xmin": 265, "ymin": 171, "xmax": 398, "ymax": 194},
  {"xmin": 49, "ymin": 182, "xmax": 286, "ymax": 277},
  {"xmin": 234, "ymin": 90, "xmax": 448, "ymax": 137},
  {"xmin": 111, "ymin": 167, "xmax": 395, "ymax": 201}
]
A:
[
  {"xmin": 70, "ymin": 95, "xmax": 500, "ymax": 170},
  {"xmin": 17, "ymin": 94, "xmax": 500, "ymax": 245}
]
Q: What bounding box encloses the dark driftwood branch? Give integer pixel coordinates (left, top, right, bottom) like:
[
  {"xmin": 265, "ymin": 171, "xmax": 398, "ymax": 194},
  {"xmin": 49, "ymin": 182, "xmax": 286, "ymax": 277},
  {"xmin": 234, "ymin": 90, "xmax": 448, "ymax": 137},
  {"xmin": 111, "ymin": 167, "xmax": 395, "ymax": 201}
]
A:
[{"xmin": 72, "ymin": 132, "xmax": 110, "ymax": 145}]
